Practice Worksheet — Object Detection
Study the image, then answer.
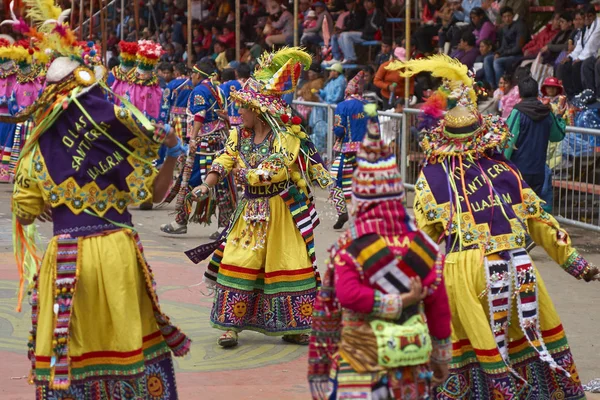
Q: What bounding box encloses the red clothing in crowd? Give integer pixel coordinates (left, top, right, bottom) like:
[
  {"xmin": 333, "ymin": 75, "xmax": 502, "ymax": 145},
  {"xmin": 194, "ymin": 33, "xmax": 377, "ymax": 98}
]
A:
[{"xmin": 523, "ymin": 23, "xmax": 559, "ymax": 56}]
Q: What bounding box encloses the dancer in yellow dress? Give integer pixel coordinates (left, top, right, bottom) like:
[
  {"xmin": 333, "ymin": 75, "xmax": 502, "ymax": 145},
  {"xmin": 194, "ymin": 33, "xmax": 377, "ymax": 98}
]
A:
[
  {"xmin": 387, "ymin": 55, "xmax": 598, "ymax": 399},
  {"xmin": 8, "ymin": 2, "xmax": 190, "ymax": 398},
  {"xmin": 187, "ymin": 47, "xmax": 331, "ymax": 347}
]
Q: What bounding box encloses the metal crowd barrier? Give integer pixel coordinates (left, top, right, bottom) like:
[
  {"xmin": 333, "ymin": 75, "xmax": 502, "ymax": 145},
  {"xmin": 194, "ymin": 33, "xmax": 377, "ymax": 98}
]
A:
[{"xmin": 292, "ymin": 100, "xmax": 600, "ymax": 233}]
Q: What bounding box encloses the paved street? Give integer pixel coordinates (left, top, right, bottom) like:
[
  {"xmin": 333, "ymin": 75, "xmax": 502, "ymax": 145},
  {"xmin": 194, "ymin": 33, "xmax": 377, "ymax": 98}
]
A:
[{"xmin": 1, "ymin": 184, "xmax": 600, "ymax": 399}]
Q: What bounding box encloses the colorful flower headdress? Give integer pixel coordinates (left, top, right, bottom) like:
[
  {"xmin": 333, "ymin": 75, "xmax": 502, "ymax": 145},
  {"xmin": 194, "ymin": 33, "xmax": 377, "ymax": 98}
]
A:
[
  {"xmin": 136, "ymin": 40, "xmax": 163, "ymax": 71},
  {"xmin": 119, "ymin": 40, "xmax": 138, "ymax": 67}
]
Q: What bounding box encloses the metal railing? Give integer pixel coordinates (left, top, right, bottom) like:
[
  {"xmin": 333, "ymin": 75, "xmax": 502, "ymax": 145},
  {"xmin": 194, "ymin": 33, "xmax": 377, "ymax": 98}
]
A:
[{"xmin": 292, "ymin": 99, "xmax": 600, "ymax": 232}]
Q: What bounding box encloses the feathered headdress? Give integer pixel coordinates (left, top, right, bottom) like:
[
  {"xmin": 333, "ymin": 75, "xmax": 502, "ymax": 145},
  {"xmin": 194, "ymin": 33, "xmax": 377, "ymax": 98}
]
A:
[
  {"xmin": 387, "ymin": 54, "xmax": 479, "ymax": 130},
  {"xmin": 254, "ymin": 47, "xmax": 312, "ymax": 95}
]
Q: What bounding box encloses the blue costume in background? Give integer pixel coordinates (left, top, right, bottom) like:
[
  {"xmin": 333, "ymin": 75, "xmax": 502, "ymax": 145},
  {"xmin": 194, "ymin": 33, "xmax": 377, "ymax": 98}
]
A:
[
  {"xmin": 219, "ymin": 79, "xmax": 242, "ymax": 126},
  {"xmin": 309, "ymin": 74, "xmax": 346, "ymax": 156}
]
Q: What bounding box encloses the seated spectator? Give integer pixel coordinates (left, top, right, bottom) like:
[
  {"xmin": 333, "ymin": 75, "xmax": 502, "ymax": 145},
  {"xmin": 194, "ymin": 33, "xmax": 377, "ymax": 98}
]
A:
[
  {"xmin": 157, "ymin": 62, "xmax": 174, "ymax": 88},
  {"xmin": 451, "ymin": 31, "xmax": 480, "ymax": 70},
  {"xmin": 373, "ymin": 37, "xmax": 393, "ymax": 69},
  {"xmin": 161, "ymin": 44, "xmax": 177, "ymax": 63},
  {"xmin": 301, "ymin": 2, "xmax": 334, "ymax": 46},
  {"xmin": 219, "ymin": 23, "xmax": 236, "ymax": 48},
  {"xmin": 437, "ymin": 0, "xmax": 467, "ymax": 54},
  {"xmin": 362, "ymin": 65, "xmax": 381, "ymax": 99},
  {"xmin": 522, "ymin": 13, "xmax": 560, "ymax": 59},
  {"xmin": 216, "ymin": 0, "xmax": 231, "ymax": 21},
  {"xmin": 296, "ymin": 63, "xmax": 326, "ymax": 120},
  {"xmin": 470, "ymin": 7, "xmax": 496, "ymax": 46},
  {"xmin": 540, "ymin": 12, "xmax": 573, "ymax": 66},
  {"xmin": 338, "ymin": 0, "xmax": 385, "ymax": 64},
  {"xmin": 474, "ymin": 39, "xmax": 493, "ymax": 80},
  {"xmin": 462, "ymin": 0, "xmax": 481, "ymax": 23},
  {"xmin": 304, "ymin": 10, "xmax": 318, "ymax": 30},
  {"xmin": 497, "ymin": 0, "xmax": 528, "ymax": 24},
  {"xmin": 320, "ymin": 63, "xmax": 347, "ymax": 104},
  {"xmin": 213, "ymin": 40, "xmax": 228, "ymax": 71},
  {"xmin": 374, "ymin": 47, "xmax": 413, "ymax": 104},
  {"xmin": 505, "ymin": 76, "xmax": 565, "ymax": 198},
  {"xmin": 557, "ymin": 5, "xmax": 600, "ymax": 98},
  {"xmin": 265, "ymin": 4, "xmax": 294, "ymax": 47},
  {"xmin": 416, "ymin": 0, "xmax": 445, "ymax": 55},
  {"xmin": 327, "ymin": 0, "xmax": 366, "ymax": 64},
  {"xmin": 483, "ymin": 6, "xmax": 527, "ymax": 89}
]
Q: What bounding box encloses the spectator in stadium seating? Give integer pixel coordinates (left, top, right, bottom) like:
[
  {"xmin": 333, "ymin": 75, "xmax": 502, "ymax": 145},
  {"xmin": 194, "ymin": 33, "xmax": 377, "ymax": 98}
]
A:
[
  {"xmin": 451, "ymin": 31, "xmax": 480, "ymax": 70},
  {"xmin": 338, "ymin": 0, "xmax": 385, "ymax": 64},
  {"xmin": 213, "ymin": 40, "xmax": 228, "ymax": 71},
  {"xmin": 497, "ymin": 0, "xmax": 528, "ymax": 23},
  {"xmin": 557, "ymin": 5, "xmax": 600, "ymax": 98},
  {"xmin": 265, "ymin": 5, "xmax": 294, "ymax": 47},
  {"xmin": 362, "ymin": 65, "xmax": 381, "ymax": 98},
  {"xmin": 437, "ymin": 0, "xmax": 466, "ymax": 54},
  {"xmin": 374, "ymin": 47, "xmax": 413, "ymax": 104},
  {"xmin": 540, "ymin": 12, "xmax": 573, "ymax": 66},
  {"xmin": 462, "ymin": 0, "xmax": 481, "ymax": 23},
  {"xmin": 157, "ymin": 63, "xmax": 174, "ymax": 89},
  {"xmin": 481, "ymin": 0, "xmax": 498, "ymax": 24},
  {"xmin": 416, "ymin": 0, "xmax": 446, "ymax": 55},
  {"xmin": 161, "ymin": 44, "xmax": 177, "ymax": 63},
  {"xmin": 320, "ymin": 63, "xmax": 347, "ymax": 104},
  {"xmin": 483, "ymin": 7, "xmax": 527, "ymax": 89},
  {"xmin": 471, "ymin": 7, "xmax": 496, "ymax": 46},
  {"xmin": 218, "ymin": 24, "xmax": 236, "ymax": 48},
  {"xmin": 373, "ymin": 37, "xmax": 393, "ymax": 69},
  {"xmin": 301, "ymin": 2, "xmax": 334, "ymax": 46},
  {"xmin": 505, "ymin": 76, "xmax": 565, "ymax": 198},
  {"xmin": 327, "ymin": 0, "xmax": 367, "ymax": 64},
  {"xmin": 474, "ymin": 39, "xmax": 493, "ymax": 80},
  {"xmin": 522, "ymin": 13, "xmax": 560, "ymax": 59}
]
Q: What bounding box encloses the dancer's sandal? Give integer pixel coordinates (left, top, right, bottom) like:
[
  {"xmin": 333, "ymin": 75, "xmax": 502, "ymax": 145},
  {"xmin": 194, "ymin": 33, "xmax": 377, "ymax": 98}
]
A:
[
  {"xmin": 282, "ymin": 333, "xmax": 310, "ymax": 345},
  {"xmin": 160, "ymin": 222, "xmax": 188, "ymax": 234},
  {"xmin": 217, "ymin": 330, "xmax": 238, "ymax": 347}
]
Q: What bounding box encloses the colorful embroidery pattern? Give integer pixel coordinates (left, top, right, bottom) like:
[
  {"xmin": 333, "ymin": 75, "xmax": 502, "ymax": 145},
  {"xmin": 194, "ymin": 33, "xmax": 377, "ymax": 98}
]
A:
[{"xmin": 30, "ymin": 135, "xmax": 158, "ymax": 217}]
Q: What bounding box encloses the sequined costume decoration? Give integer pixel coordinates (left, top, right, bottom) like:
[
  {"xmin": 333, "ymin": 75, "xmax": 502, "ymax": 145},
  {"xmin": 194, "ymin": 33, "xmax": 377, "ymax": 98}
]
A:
[{"xmin": 387, "ymin": 54, "xmax": 588, "ymax": 400}]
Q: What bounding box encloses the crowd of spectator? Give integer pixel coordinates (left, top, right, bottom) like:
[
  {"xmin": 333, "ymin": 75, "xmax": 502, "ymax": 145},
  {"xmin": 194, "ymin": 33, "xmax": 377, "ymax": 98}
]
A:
[{"xmin": 4, "ymin": 0, "xmax": 600, "ymax": 116}]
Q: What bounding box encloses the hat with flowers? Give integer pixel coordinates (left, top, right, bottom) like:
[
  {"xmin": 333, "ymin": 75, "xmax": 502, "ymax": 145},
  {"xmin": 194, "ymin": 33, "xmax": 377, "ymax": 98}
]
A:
[{"xmin": 136, "ymin": 40, "xmax": 163, "ymax": 72}]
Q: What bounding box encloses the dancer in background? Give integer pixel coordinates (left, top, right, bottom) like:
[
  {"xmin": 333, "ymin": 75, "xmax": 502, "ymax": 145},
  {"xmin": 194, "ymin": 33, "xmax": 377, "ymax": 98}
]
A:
[
  {"xmin": 188, "ymin": 48, "xmax": 331, "ymax": 347},
  {"xmin": 308, "ymin": 112, "xmax": 451, "ymax": 400},
  {"xmin": 7, "ymin": 41, "xmax": 45, "ymax": 179},
  {"xmin": 160, "ymin": 62, "xmax": 236, "ymax": 236},
  {"xmin": 109, "ymin": 40, "xmax": 137, "ymax": 103},
  {"xmin": 391, "ymin": 55, "xmax": 596, "ymax": 400},
  {"xmin": 329, "ymin": 71, "xmax": 378, "ymax": 230},
  {"xmin": 0, "ymin": 37, "xmax": 17, "ymax": 183},
  {"xmin": 7, "ymin": 4, "xmax": 190, "ymax": 398}
]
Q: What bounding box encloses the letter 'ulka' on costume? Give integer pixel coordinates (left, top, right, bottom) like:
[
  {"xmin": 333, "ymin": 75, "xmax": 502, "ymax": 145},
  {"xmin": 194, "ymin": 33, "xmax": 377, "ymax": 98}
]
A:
[
  {"xmin": 308, "ymin": 120, "xmax": 452, "ymax": 400},
  {"xmin": 8, "ymin": 1, "xmax": 189, "ymax": 398},
  {"xmin": 184, "ymin": 47, "xmax": 332, "ymax": 347},
  {"xmin": 329, "ymin": 70, "xmax": 380, "ymax": 230},
  {"xmin": 387, "ymin": 54, "xmax": 594, "ymax": 399}
]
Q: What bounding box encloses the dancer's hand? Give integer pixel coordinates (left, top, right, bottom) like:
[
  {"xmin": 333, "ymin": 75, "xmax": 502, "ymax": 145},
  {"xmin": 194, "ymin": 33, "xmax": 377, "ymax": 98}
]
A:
[
  {"xmin": 583, "ymin": 266, "xmax": 600, "ymax": 282},
  {"xmin": 191, "ymin": 184, "xmax": 209, "ymax": 200},
  {"xmin": 163, "ymin": 129, "xmax": 178, "ymax": 149},
  {"xmin": 401, "ymin": 277, "xmax": 427, "ymax": 307},
  {"xmin": 37, "ymin": 204, "xmax": 52, "ymax": 223},
  {"xmin": 430, "ymin": 361, "xmax": 449, "ymax": 387}
]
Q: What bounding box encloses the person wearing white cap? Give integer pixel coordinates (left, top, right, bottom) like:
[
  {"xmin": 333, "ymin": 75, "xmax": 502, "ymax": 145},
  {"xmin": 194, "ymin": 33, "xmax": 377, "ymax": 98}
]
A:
[{"xmin": 300, "ymin": 2, "xmax": 334, "ymax": 47}]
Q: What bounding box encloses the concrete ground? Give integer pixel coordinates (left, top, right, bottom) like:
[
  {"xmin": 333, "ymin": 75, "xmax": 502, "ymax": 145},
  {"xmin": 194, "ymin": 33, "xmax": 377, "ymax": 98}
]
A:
[{"xmin": 1, "ymin": 185, "xmax": 600, "ymax": 399}]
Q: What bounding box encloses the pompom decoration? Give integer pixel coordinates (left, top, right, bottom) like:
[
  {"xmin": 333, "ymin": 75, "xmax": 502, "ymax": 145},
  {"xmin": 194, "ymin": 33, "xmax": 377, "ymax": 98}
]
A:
[
  {"xmin": 136, "ymin": 40, "xmax": 163, "ymax": 71},
  {"xmin": 291, "ymin": 116, "xmax": 302, "ymax": 125},
  {"xmin": 364, "ymin": 103, "xmax": 378, "ymax": 117},
  {"xmin": 280, "ymin": 114, "xmax": 290, "ymax": 123}
]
